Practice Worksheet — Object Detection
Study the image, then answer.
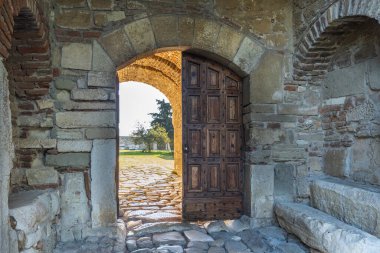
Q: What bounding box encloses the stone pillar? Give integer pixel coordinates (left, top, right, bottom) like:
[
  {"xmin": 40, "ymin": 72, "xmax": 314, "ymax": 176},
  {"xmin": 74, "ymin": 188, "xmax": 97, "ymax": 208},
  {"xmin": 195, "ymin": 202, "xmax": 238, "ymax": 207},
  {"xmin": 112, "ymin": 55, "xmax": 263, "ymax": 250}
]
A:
[
  {"xmin": 91, "ymin": 139, "xmax": 117, "ymax": 227},
  {"xmin": 244, "ymin": 165, "xmax": 274, "ymax": 228},
  {"xmin": 0, "ymin": 60, "xmax": 13, "ymax": 253}
]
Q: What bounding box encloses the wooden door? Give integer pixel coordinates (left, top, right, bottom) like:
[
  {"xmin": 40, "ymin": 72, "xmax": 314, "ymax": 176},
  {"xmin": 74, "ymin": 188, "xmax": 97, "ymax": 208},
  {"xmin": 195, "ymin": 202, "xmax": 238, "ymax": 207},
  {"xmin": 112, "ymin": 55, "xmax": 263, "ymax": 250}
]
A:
[{"xmin": 182, "ymin": 53, "xmax": 243, "ymax": 220}]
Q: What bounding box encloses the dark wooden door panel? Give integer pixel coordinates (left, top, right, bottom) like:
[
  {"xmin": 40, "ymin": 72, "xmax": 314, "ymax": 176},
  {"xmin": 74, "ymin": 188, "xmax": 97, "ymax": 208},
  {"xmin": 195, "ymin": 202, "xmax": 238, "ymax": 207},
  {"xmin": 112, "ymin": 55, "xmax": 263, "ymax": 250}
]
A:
[{"xmin": 183, "ymin": 53, "xmax": 243, "ymax": 220}]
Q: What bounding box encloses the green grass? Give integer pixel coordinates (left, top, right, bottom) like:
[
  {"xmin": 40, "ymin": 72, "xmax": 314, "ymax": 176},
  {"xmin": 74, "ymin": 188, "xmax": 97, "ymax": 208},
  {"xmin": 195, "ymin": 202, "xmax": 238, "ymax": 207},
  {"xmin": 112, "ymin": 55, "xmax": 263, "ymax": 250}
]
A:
[{"xmin": 119, "ymin": 150, "xmax": 174, "ymax": 160}]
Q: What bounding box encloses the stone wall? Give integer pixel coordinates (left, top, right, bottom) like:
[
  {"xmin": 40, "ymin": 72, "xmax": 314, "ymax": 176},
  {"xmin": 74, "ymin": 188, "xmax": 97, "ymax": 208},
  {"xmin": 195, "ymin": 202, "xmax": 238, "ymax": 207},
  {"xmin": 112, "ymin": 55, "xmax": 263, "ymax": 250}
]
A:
[{"xmin": 321, "ymin": 21, "xmax": 380, "ymax": 185}]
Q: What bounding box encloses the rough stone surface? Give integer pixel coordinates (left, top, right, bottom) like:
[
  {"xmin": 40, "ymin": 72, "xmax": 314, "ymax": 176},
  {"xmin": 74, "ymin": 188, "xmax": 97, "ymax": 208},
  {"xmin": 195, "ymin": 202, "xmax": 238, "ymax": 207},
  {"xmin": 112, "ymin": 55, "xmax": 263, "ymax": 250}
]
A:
[
  {"xmin": 184, "ymin": 230, "xmax": 214, "ymax": 242},
  {"xmin": 85, "ymin": 128, "xmax": 116, "ymax": 139},
  {"xmin": 57, "ymin": 140, "xmax": 93, "ymax": 152},
  {"xmin": 71, "ymin": 88, "xmax": 109, "ymax": 101},
  {"xmin": 153, "ymin": 232, "xmax": 186, "ymax": 246},
  {"xmin": 99, "ymin": 28, "xmax": 134, "ymax": 66},
  {"xmin": 244, "ymin": 165, "xmax": 274, "ymax": 221},
  {"xmin": 88, "ymin": 71, "xmax": 116, "ymax": 88},
  {"xmin": 56, "ymin": 10, "xmax": 91, "ymax": 29},
  {"xmin": 311, "ymin": 178, "xmax": 380, "ymax": 237},
  {"xmin": 61, "ymin": 43, "xmax": 92, "ymax": 70},
  {"xmin": 25, "ymin": 167, "xmax": 59, "ymax": 186},
  {"xmin": 60, "ymin": 173, "xmax": 90, "ymax": 242},
  {"xmin": 233, "ymin": 37, "xmax": 264, "ymax": 74},
  {"xmin": 46, "ymin": 153, "xmax": 90, "ymax": 167},
  {"xmin": 56, "ymin": 112, "xmax": 115, "ymax": 128},
  {"xmin": 91, "ymin": 139, "xmax": 117, "ymax": 227},
  {"xmin": 92, "ymin": 41, "xmax": 115, "ymax": 72},
  {"xmin": 193, "ymin": 18, "xmax": 221, "ymax": 50},
  {"xmin": 124, "ymin": 18, "xmax": 155, "ymax": 54},
  {"xmin": 275, "ymin": 202, "xmax": 380, "ymax": 253},
  {"xmin": 151, "ymin": 15, "xmax": 178, "ymax": 47},
  {"xmin": 251, "ymin": 52, "xmax": 284, "ymax": 103}
]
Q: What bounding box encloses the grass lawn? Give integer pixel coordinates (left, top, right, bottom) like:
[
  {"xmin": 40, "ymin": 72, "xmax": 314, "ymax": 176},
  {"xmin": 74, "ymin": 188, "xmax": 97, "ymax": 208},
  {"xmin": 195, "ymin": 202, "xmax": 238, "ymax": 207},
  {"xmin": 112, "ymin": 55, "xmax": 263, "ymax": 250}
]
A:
[{"xmin": 119, "ymin": 150, "xmax": 174, "ymax": 160}]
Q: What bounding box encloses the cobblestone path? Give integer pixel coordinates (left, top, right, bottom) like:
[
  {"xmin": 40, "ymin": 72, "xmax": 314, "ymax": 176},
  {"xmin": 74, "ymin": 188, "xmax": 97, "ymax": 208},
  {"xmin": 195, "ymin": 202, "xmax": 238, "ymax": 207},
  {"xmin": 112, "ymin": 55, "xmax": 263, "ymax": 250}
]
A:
[{"xmin": 118, "ymin": 153, "xmax": 182, "ymax": 228}]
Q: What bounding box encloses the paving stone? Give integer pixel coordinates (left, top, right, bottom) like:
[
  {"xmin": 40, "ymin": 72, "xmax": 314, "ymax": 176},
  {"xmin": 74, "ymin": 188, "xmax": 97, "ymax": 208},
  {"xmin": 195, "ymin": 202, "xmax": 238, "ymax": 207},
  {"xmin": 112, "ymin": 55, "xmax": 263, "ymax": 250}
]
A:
[
  {"xmin": 277, "ymin": 242, "xmax": 307, "ymax": 253},
  {"xmin": 208, "ymin": 247, "xmax": 226, "ymax": 253},
  {"xmin": 153, "ymin": 232, "xmax": 186, "ymax": 246},
  {"xmin": 238, "ymin": 229, "xmax": 270, "ymax": 252},
  {"xmin": 137, "ymin": 237, "xmax": 153, "ymax": 248},
  {"xmin": 187, "ymin": 241, "xmax": 209, "ymax": 249},
  {"xmin": 184, "ymin": 248, "xmax": 207, "ymax": 253},
  {"xmin": 157, "ymin": 245, "xmax": 184, "ymax": 253},
  {"xmin": 184, "ymin": 230, "xmax": 214, "ymax": 242},
  {"xmin": 224, "ymin": 240, "xmax": 249, "ymax": 253},
  {"xmin": 127, "ymin": 239, "xmax": 138, "ymax": 251},
  {"xmin": 209, "ymin": 239, "xmax": 224, "ymax": 247},
  {"xmin": 224, "ymin": 220, "xmax": 249, "ymax": 233},
  {"xmin": 206, "ymin": 221, "xmax": 228, "ymax": 233}
]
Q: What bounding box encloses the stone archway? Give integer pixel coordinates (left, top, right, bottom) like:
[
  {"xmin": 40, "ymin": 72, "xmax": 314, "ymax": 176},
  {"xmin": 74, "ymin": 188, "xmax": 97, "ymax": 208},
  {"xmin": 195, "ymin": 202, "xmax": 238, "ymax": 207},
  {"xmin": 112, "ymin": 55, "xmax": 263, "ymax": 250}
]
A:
[
  {"xmin": 0, "ymin": 0, "xmax": 52, "ymax": 252},
  {"xmin": 90, "ymin": 14, "xmax": 267, "ymax": 227},
  {"xmin": 292, "ymin": 0, "xmax": 380, "ymax": 184},
  {"xmin": 293, "ymin": 0, "xmax": 380, "ymax": 82},
  {"xmin": 118, "ymin": 51, "xmax": 183, "ymax": 175}
]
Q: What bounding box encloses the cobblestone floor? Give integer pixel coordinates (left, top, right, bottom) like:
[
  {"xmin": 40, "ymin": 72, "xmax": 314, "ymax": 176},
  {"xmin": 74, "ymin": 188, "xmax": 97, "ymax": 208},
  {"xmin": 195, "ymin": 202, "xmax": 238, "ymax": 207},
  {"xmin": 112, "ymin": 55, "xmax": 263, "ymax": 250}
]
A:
[
  {"xmin": 119, "ymin": 153, "xmax": 182, "ymax": 227},
  {"xmin": 54, "ymin": 154, "xmax": 311, "ymax": 253}
]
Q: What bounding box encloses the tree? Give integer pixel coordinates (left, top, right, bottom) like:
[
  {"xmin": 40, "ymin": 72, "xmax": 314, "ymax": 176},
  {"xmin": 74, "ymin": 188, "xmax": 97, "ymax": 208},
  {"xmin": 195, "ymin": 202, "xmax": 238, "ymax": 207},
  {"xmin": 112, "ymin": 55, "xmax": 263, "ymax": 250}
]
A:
[
  {"xmin": 131, "ymin": 123, "xmax": 170, "ymax": 152},
  {"xmin": 149, "ymin": 99, "xmax": 174, "ymax": 143}
]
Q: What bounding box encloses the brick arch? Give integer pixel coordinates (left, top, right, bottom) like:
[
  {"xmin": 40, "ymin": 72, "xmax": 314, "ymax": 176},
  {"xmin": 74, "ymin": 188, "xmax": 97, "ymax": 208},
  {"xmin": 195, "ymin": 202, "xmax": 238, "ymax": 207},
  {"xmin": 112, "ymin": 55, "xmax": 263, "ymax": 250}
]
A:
[
  {"xmin": 98, "ymin": 14, "xmax": 265, "ymax": 76},
  {"xmin": 118, "ymin": 51, "xmax": 183, "ymax": 174},
  {"xmin": 293, "ymin": 0, "xmax": 380, "ymax": 82}
]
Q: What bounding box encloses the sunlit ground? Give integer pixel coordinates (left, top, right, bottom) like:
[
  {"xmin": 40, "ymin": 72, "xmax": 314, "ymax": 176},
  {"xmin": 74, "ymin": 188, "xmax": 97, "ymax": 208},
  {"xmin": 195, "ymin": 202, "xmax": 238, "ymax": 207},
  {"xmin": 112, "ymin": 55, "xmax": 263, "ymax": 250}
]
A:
[{"xmin": 118, "ymin": 150, "xmax": 182, "ymax": 228}]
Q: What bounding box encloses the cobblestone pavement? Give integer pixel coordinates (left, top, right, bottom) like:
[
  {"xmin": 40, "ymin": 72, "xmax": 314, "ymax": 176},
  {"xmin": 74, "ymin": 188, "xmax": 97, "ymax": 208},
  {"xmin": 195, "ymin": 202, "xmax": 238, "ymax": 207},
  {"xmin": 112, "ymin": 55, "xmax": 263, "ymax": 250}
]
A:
[
  {"xmin": 54, "ymin": 155, "xmax": 310, "ymax": 253},
  {"xmin": 119, "ymin": 153, "xmax": 182, "ymax": 227},
  {"xmin": 125, "ymin": 220, "xmax": 311, "ymax": 253}
]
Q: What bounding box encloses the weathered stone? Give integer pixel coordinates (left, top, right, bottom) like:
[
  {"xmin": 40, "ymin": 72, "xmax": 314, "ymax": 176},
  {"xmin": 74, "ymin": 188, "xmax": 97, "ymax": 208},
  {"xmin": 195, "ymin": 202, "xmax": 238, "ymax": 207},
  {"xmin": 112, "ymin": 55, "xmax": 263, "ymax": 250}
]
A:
[
  {"xmin": 46, "ymin": 153, "xmax": 90, "ymax": 167},
  {"xmin": 127, "ymin": 239, "xmax": 138, "ymax": 251},
  {"xmin": 89, "ymin": 0, "xmax": 113, "ymax": 10},
  {"xmin": 99, "ymin": 28, "xmax": 135, "ymax": 66},
  {"xmin": 71, "ymin": 88, "xmax": 109, "ymax": 101},
  {"xmin": 60, "ymin": 101, "xmax": 116, "ymax": 111},
  {"xmin": 249, "ymin": 127, "xmax": 283, "ymax": 145},
  {"xmin": 92, "ymin": 41, "xmax": 116, "ymax": 72},
  {"xmin": 151, "ymin": 15, "xmax": 178, "ymax": 47},
  {"xmin": 137, "ymin": 236, "xmax": 153, "ymax": 248},
  {"xmin": 178, "ymin": 16, "xmax": 194, "ymax": 45},
  {"xmin": 208, "ymin": 247, "xmax": 225, "ymax": 253},
  {"xmin": 324, "ymin": 61, "xmax": 366, "ymax": 98},
  {"xmin": 224, "ymin": 220, "xmax": 249, "ymax": 233},
  {"xmin": 184, "ymin": 230, "xmax": 214, "ymax": 242},
  {"xmin": 60, "ymin": 173, "xmax": 90, "ymax": 242},
  {"xmin": 274, "ymin": 164, "xmax": 294, "ymax": 201},
  {"xmin": 56, "ymin": 112, "xmax": 115, "ymax": 128},
  {"xmin": 55, "ymin": 78, "xmax": 76, "ymax": 90},
  {"xmin": 311, "ymin": 178, "xmax": 380, "ymax": 237},
  {"xmin": 206, "ymin": 221, "xmax": 228, "ymax": 234},
  {"xmin": 57, "ymin": 140, "xmax": 93, "ymax": 152},
  {"xmin": 214, "ymin": 25, "xmax": 244, "ymax": 61},
  {"xmin": 244, "ymin": 165, "xmax": 274, "ymax": 220},
  {"xmin": 275, "ymin": 202, "xmax": 380, "ymax": 253},
  {"xmin": 36, "ymin": 99, "xmax": 54, "ymax": 110},
  {"xmin": 18, "ymin": 138, "xmax": 57, "ymax": 149},
  {"xmin": 26, "ymin": 167, "xmax": 59, "ymax": 186},
  {"xmin": 153, "ymin": 232, "xmax": 186, "ymax": 246},
  {"xmin": 224, "ymin": 240, "xmax": 249, "ymax": 253},
  {"xmin": 368, "ymin": 57, "xmax": 380, "ymax": 90},
  {"xmin": 160, "ymin": 245, "xmax": 184, "ymax": 253},
  {"xmin": 56, "ymin": 0, "xmax": 86, "ymax": 7},
  {"xmin": 88, "ymin": 71, "xmax": 116, "ymax": 88},
  {"xmin": 106, "ymin": 11, "xmax": 126, "ymax": 22},
  {"xmin": 278, "ymin": 104, "xmax": 318, "ymax": 116},
  {"xmin": 56, "ymin": 10, "xmax": 92, "ymax": 29},
  {"xmin": 85, "ymin": 128, "xmax": 116, "ymax": 139},
  {"xmin": 323, "ymin": 149, "xmax": 348, "ymax": 177},
  {"xmin": 238, "ymin": 229, "xmax": 270, "ymax": 252},
  {"xmin": 272, "ymin": 145, "xmax": 304, "ymax": 162},
  {"xmin": 61, "ymin": 43, "xmax": 92, "ymax": 70},
  {"xmin": 193, "ymin": 18, "xmax": 220, "ymax": 50},
  {"xmin": 91, "ymin": 139, "xmax": 117, "ymax": 227},
  {"xmin": 251, "ymin": 51, "xmax": 284, "ymax": 103},
  {"xmin": 124, "ymin": 18, "xmax": 155, "ymax": 54},
  {"xmin": 232, "ymin": 37, "xmax": 264, "ymax": 74}
]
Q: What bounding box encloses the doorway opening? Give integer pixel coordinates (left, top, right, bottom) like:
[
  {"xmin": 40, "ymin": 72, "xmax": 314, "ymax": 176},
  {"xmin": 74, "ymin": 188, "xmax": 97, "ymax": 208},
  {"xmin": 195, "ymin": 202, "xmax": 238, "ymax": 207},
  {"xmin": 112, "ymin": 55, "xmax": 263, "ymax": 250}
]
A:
[{"xmin": 117, "ymin": 51, "xmax": 183, "ymax": 227}]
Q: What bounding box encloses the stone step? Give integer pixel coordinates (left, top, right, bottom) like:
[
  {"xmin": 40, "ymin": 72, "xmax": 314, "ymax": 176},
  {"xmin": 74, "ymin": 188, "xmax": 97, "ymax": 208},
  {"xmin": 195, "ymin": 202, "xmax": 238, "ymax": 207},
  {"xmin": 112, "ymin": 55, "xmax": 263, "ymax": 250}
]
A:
[
  {"xmin": 274, "ymin": 202, "xmax": 380, "ymax": 253},
  {"xmin": 310, "ymin": 177, "xmax": 380, "ymax": 237}
]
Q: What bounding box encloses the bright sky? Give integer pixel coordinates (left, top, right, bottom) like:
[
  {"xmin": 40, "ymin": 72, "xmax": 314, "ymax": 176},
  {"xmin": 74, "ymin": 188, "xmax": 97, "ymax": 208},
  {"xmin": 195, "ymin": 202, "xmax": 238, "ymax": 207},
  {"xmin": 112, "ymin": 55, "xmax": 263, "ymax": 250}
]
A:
[{"xmin": 119, "ymin": 81, "xmax": 169, "ymax": 136}]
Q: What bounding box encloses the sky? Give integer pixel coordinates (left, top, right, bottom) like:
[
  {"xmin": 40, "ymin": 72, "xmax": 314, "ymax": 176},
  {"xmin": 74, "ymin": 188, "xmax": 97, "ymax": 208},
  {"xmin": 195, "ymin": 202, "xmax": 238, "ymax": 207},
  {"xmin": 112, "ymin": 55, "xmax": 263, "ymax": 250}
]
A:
[{"xmin": 119, "ymin": 81, "xmax": 169, "ymax": 136}]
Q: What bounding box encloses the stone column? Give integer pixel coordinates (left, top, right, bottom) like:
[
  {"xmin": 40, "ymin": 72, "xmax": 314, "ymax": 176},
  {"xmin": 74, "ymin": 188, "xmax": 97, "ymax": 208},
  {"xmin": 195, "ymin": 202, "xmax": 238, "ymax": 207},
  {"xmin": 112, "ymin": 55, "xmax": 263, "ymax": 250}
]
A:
[
  {"xmin": 0, "ymin": 60, "xmax": 14, "ymax": 253},
  {"xmin": 244, "ymin": 165, "xmax": 274, "ymax": 228}
]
